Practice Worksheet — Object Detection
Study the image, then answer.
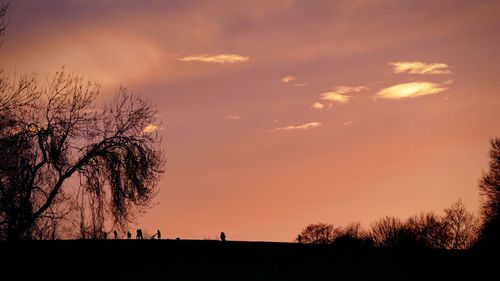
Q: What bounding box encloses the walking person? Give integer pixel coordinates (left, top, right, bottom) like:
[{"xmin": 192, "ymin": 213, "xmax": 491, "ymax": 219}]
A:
[{"xmin": 136, "ymin": 229, "xmax": 143, "ymax": 240}]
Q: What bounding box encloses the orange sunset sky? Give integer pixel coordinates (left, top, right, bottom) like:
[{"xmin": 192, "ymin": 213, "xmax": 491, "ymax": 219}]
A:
[{"xmin": 1, "ymin": 0, "xmax": 500, "ymax": 241}]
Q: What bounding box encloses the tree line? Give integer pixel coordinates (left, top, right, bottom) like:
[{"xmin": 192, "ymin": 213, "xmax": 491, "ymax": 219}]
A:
[
  {"xmin": 298, "ymin": 199, "xmax": 477, "ymax": 249},
  {"xmin": 298, "ymin": 138, "xmax": 500, "ymax": 251}
]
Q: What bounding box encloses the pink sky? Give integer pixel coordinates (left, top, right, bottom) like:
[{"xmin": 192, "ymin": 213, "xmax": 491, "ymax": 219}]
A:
[{"xmin": 1, "ymin": 0, "xmax": 500, "ymax": 241}]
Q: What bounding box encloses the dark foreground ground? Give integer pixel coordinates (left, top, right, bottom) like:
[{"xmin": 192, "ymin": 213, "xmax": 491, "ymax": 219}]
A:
[{"xmin": 0, "ymin": 240, "xmax": 496, "ymax": 280}]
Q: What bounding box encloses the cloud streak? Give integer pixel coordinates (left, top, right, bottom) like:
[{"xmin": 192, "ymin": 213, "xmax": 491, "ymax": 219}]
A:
[
  {"xmin": 376, "ymin": 82, "xmax": 448, "ymax": 99},
  {"xmin": 390, "ymin": 61, "xmax": 451, "ymax": 74},
  {"xmin": 280, "ymin": 75, "xmax": 307, "ymax": 86},
  {"xmin": 320, "ymin": 86, "xmax": 367, "ymax": 104},
  {"xmin": 311, "ymin": 102, "xmax": 324, "ymax": 110},
  {"xmin": 271, "ymin": 121, "xmax": 322, "ymax": 132},
  {"xmin": 180, "ymin": 54, "xmax": 249, "ymax": 64}
]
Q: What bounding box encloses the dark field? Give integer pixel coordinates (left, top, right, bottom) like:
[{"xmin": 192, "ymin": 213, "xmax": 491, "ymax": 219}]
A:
[{"xmin": 0, "ymin": 240, "xmax": 495, "ymax": 281}]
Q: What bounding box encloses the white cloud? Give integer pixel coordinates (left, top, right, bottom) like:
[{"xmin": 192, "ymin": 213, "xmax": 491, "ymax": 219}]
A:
[
  {"xmin": 271, "ymin": 121, "xmax": 322, "ymax": 132},
  {"xmin": 390, "ymin": 61, "xmax": 451, "ymax": 74},
  {"xmin": 280, "ymin": 76, "xmax": 297, "ymax": 83},
  {"xmin": 143, "ymin": 124, "xmax": 158, "ymax": 133},
  {"xmin": 180, "ymin": 54, "xmax": 249, "ymax": 64},
  {"xmin": 320, "ymin": 86, "xmax": 367, "ymax": 104},
  {"xmin": 376, "ymin": 81, "xmax": 449, "ymax": 99},
  {"xmin": 321, "ymin": 92, "xmax": 350, "ymax": 104},
  {"xmin": 311, "ymin": 102, "xmax": 324, "ymax": 110},
  {"xmin": 226, "ymin": 115, "xmax": 241, "ymax": 120}
]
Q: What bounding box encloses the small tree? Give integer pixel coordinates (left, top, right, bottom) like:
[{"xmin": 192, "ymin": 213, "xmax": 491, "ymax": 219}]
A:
[
  {"xmin": 477, "ymin": 137, "xmax": 500, "ymax": 249},
  {"xmin": 406, "ymin": 212, "xmax": 449, "ymax": 249},
  {"xmin": 334, "ymin": 222, "xmax": 374, "ymax": 247},
  {"xmin": 298, "ymin": 223, "xmax": 338, "ymax": 244},
  {"xmin": 442, "ymin": 200, "xmax": 478, "ymax": 249},
  {"xmin": 370, "ymin": 216, "xmax": 417, "ymax": 248}
]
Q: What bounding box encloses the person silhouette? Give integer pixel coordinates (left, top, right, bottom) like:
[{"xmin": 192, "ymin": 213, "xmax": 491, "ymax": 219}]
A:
[
  {"xmin": 136, "ymin": 229, "xmax": 143, "ymax": 240},
  {"xmin": 114, "ymin": 230, "xmax": 118, "ymax": 240},
  {"xmin": 127, "ymin": 231, "xmax": 131, "ymax": 239},
  {"xmin": 220, "ymin": 232, "xmax": 226, "ymax": 242},
  {"xmin": 297, "ymin": 234, "xmax": 302, "ymax": 243},
  {"xmin": 157, "ymin": 229, "xmax": 161, "ymax": 240}
]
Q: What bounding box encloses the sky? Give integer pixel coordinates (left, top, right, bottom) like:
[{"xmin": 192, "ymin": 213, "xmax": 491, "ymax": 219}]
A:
[{"xmin": 1, "ymin": 0, "xmax": 500, "ymax": 241}]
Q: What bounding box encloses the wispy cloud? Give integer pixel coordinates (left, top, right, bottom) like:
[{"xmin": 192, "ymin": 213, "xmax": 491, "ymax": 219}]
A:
[
  {"xmin": 143, "ymin": 124, "xmax": 159, "ymax": 133},
  {"xmin": 271, "ymin": 121, "xmax": 322, "ymax": 132},
  {"xmin": 226, "ymin": 115, "xmax": 241, "ymax": 120},
  {"xmin": 390, "ymin": 61, "xmax": 451, "ymax": 74},
  {"xmin": 320, "ymin": 86, "xmax": 367, "ymax": 104},
  {"xmin": 280, "ymin": 76, "xmax": 307, "ymax": 86},
  {"xmin": 180, "ymin": 54, "xmax": 249, "ymax": 64},
  {"xmin": 311, "ymin": 102, "xmax": 324, "ymax": 110},
  {"xmin": 376, "ymin": 82, "xmax": 449, "ymax": 99},
  {"xmin": 343, "ymin": 120, "xmax": 353, "ymax": 126},
  {"xmin": 280, "ymin": 76, "xmax": 297, "ymax": 83}
]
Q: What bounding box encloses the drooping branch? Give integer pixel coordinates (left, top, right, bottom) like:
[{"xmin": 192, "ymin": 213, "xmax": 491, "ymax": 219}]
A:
[{"xmin": 1, "ymin": 70, "xmax": 165, "ymax": 240}]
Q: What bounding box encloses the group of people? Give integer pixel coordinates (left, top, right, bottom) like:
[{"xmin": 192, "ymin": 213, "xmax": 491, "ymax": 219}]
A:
[
  {"xmin": 108, "ymin": 229, "xmax": 228, "ymax": 241},
  {"xmin": 111, "ymin": 229, "xmax": 162, "ymax": 240}
]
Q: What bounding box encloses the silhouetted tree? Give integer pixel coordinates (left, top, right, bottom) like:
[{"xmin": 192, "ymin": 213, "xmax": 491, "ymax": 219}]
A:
[
  {"xmin": 405, "ymin": 212, "xmax": 449, "ymax": 249},
  {"xmin": 0, "ymin": 70, "xmax": 165, "ymax": 240},
  {"xmin": 477, "ymin": 137, "xmax": 500, "ymax": 250},
  {"xmin": 333, "ymin": 222, "xmax": 374, "ymax": 247},
  {"xmin": 442, "ymin": 200, "xmax": 478, "ymax": 249},
  {"xmin": 371, "ymin": 216, "xmax": 399, "ymax": 247},
  {"xmin": 297, "ymin": 222, "xmax": 374, "ymax": 247},
  {"xmin": 370, "ymin": 216, "xmax": 419, "ymax": 248},
  {"xmin": 298, "ymin": 223, "xmax": 338, "ymax": 244}
]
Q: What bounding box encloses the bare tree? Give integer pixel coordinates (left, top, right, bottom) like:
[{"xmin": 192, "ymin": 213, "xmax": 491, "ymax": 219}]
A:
[
  {"xmin": 442, "ymin": 200, "xmax": 478, "ymax": 249},
  {"xmin": 0, "ymin": 70, "xmax": 165, "ymax": 240},
  {"xmin": 339, "ymin": 222, "xmax": 363, "ymax": 238},
  {"xmin": 477, "ymin": 137, "xmax": 500, "ymax": 249},
  {"xmin": 406, "ymin": 212, "xmax": 449, "ymax": 249},
  {"xmin": 297, "ymin": 223, "xmax": 339, "ymax": 244},
  {"xmin": 370, "ymin": 216, "xmax": 418, "ymax": 248},
  {"xmin": 334, "ymin": 222, "xmax": 374, "ymax": 247}
]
